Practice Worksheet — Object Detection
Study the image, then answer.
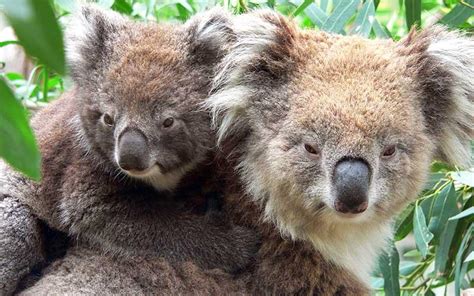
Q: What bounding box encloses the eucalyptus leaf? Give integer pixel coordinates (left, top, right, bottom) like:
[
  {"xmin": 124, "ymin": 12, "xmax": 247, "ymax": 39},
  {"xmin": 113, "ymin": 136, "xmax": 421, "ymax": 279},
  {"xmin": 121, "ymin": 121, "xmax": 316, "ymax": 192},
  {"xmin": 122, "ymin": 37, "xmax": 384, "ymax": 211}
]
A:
[
  {"xmin": 394, "ymin": 203, "xmax": 414, "ymax": 241},
  {"xmin": 465, "ymin": 251, "xmax": 474, "ymax": 263},
  {"xmin": 455, "ymin": 225, "xmax": 474, "ymax": 296},
  {"xmin": 55, "ymin": 0, "xmax": 76, "ymax": 12},
  {"xmin": 304, "ymin": 4, "xmax": 328, "ymax": 28},
  {"xmin": 449, "ymin": 207, "xmax": 474, "ymax": 221},
  {"xmin": 291, "ymin": 0, "xmax": 313, "ymax": 17},
  {"xmin": 351, "ymin": 0, "xmax": 375, "ymax": 37},
  {"xmin": 404, "ymin": 0, "xmax": 421, "ymax": 29},
  {"xmin": 372, "ymin": 19, "xmax": 391, "ymax": 38},
  {"xmin": 2, "ymin": 0, "xmax": 65, "ymax": 75},
  {"xmin": 439, "ymin": 0, "xmax": 474, "ymax": 27},
  {"xmin": 451, "ymin": 171, "xmax": 474, "ymax": 187},
  {"xmin": 413, "ymin": 205, "xmax": 434, "ymax": 258},
  {"xmin": 0, "ymin": 79, "xmax": 41, "ymax": 180},
  {"xmin": 321, "ymin": 0, "xmax": 360, "ymax": 33},
  {"xmin": 428, "ymin": 184, "xmax": 458, "ymax": 239},
  {"xmin": 379, "ymin": 242, "xmax": 400, "ymax": 296}
]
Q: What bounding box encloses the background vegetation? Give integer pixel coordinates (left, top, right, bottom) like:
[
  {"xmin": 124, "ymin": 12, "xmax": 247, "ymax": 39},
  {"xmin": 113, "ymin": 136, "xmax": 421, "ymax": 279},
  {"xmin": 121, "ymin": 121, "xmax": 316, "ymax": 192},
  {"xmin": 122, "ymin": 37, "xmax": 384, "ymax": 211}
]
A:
[{"xmin": 0, "ymin": 0, "xmax": 472, "ymax": 295}]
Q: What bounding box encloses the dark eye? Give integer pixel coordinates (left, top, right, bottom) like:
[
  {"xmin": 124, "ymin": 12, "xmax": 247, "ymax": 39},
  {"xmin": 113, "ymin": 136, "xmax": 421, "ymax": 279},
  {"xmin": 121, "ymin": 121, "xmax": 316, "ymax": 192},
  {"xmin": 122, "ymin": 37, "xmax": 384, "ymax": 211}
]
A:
[
  {"xmin": 304, "ymin": 144, "xmax": 320, "ymax": 156},
  {"xmin": 102, "ymin": 113, "xmax": 114, "ymax": 126},
  {"xmin": 163, "ymin": 117, "xmax": 174, "ymax": 128},
  {"xmin": 382, "ymin": 145, "xmax": 397, "ymax": 158}
]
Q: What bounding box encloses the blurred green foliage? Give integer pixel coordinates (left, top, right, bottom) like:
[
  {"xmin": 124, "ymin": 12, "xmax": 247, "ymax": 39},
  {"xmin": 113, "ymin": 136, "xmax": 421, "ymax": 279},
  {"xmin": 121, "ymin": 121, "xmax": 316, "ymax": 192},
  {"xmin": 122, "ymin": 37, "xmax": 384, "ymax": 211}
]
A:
[{"xmin": 0, "ymin": 0, "xmax": 472, "ymax": 294}]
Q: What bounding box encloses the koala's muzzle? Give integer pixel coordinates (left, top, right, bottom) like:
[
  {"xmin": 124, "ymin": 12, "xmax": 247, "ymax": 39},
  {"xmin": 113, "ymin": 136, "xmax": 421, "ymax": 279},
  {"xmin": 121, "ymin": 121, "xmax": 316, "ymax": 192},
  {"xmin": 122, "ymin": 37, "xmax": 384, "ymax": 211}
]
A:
[
  {"xmin": 117, "ymin": 129, "xmax": 150, "ymax": 172},
  {"xmin": 332, "ymin": 158, "xmax": 371, "ymax": 214}
]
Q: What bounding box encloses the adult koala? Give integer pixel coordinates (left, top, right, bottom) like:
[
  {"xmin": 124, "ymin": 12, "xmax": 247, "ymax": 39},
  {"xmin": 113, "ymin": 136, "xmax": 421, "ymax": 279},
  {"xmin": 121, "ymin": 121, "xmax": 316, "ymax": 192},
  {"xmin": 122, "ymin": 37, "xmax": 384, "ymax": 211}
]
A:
[
  {"xmin": 9, "ymin": 9, "xmax": 473, "ymax": 296},
  {"xmin": 206, "ymin": 10, "xmax": 473, "ymax": 295}
]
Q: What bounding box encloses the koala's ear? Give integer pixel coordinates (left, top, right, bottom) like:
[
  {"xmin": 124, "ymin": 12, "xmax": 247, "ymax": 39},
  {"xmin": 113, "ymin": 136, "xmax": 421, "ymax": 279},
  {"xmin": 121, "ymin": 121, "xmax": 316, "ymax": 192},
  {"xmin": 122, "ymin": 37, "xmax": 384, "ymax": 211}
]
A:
[
  {"xmin": 66, "ymin": 4, "xmax": 128, "ymax": 85},
  {"xmin": 401, "ymin": 26, "xmax": 473, "ymax": 167},
  {"xmin": 206, "ymin": 10, "xmax": 297, "ymax": 143},
  {"xmin": 184, "ymin": 8, "xmax": 234, "ymax": 65}
]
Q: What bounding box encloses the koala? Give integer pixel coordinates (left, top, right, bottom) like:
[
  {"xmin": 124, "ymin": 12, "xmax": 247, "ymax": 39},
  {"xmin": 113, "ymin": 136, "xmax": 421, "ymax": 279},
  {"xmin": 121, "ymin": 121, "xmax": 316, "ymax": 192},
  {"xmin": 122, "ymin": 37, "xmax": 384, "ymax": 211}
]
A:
[
  {"xmin": 7, "ymin": 9, "xmax": 473, "ymax": 296},
  {"xmin": 0, "ymin": 6, "xmax": 258, "ymax": 295},
  {"xmin": 206, "ymin": 10, "xmax": 473, "ymax": 295}
]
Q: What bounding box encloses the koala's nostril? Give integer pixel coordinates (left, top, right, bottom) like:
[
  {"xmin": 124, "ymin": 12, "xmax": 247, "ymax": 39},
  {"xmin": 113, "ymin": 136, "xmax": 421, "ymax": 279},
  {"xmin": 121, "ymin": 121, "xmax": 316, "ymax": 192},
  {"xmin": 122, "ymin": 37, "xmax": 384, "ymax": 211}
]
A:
[
  {"xmin": 117, "ymin": 129, "xmax": 150, "ymax": 172},
  {"xmin": 333, "ymin": 158, "xmax": 371, "ymax": 214}
]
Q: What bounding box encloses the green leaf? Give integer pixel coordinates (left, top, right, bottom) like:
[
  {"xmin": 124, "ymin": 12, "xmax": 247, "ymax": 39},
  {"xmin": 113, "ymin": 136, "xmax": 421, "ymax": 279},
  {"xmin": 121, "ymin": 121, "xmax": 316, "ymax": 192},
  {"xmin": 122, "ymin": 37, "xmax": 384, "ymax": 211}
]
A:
[
  {"xmin": 435, "ymin": 217, "xmax": 459, "ymax": 274},
  {"xmin": 0, "ymin": 79, "xmax": 41, "ymax": 180},
  {"xmin": 399, "ymin": 261, "xmax": 421, "ymax": 276},
  {"xmin": 404, "ymin": 0, "xmax": 421, "ymax": 29},
  {"xmin": 394, "ymin": 203, "xmax": 414, "ymax": 241},
  {"xmin": 451, "ymin": 171, "xmax": 474, "ymax": 187},
  {"xmin": 0, "ymin": 40, "xmax": 21, "ymax": 47},
  {"xmin": 351, "ymin": 0, "xmax": 375, "ymax": 37},
  {"xmin": 55, "ymin": 0, "xmax": 76, "ymax": 12},
  {"xmin": 449, "ymin": 207, "xmax": 474, "ymax": 221},
  {"xmin": 291, "ymin": 0, "xmax": 313, "ymax": 17},
  {"xmin": 455, "ymin": 225, "xmax": 474, "ymax": 296},
  {"xmin": 304, "ymin": 3, "xmax": 328, "ymax": 28},
  {"xmin": 372, "ymin": 19, "xmax": 391, "ymax": 39},
  {"xmin": 413, "ymin": 204, "xmax": 434, "ymax": 258},
  {"xmin": 465, "ymin": 251, "xmax": 474, "ymax": 263},
  {"xmin": 439, "ymin": 0, "xmax": 474, "ymax": 27},
  {"xmin": 424, "ymin": 172, "xmax": 446, "ymax": 191},
  {"xmin": 428, "ymin": 184, "xmax": 459, "ymax": 239},
  {"xmin": 2, "ymin": 0, "xmax": 65, "ymax": 75},
  {"xmin": 379, "ymin": 242, "xmax": 400, "ymax": 296},
  {"xmin": 112, "ymin": 0, "xmax": 133, "ymax": 14},
  {"xmin": 97, "ymin": 0, "xmax": 115, "ymax": 8},
  {"xmin": 321, "ymin": 0, "xmax": 360, "ymax": 33}
]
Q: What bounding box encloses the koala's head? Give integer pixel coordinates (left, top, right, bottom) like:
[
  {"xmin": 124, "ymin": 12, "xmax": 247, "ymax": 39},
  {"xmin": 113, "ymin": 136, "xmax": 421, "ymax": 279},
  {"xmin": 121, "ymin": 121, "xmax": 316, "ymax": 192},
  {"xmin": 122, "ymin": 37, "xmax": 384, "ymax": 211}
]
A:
[
  {"xmin": 67, "ymin": 5, "xmax": 232, "ymax": 190},
  {"xmin": 208, "ymin": 11, "xmax": 473, "ymax": 238}
]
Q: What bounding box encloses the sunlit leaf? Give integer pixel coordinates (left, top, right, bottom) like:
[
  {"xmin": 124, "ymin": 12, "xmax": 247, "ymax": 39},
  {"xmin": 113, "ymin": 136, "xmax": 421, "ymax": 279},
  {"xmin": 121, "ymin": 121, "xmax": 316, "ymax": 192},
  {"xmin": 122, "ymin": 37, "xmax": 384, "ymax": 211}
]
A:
[
  {"xmin": 372, "ymin": 18, "xmax": 391, "ymax": 38},
  {"xmin": 304, "ymin": 3, "xmax": 328, "ymax": 27},
  {"xmin": 112, "ymin": 0, "xmax": 133, "ymax": 14},
  {"xmin": 97, "ymin": 0, "xmax": 115, "ymax": 8},
  {"xmin": 0, "ymin": 79, "xmax": 41, "ymax": 180},
  {"xmin": 1, "ymin": 0, "xmax": 65, "ymax": 75},
  {"xmin": 449, "ymin": 207, "xmax": 474, "ymax": 221},
  {"xmin": 291, "ymin": 0, "xmax": 313, "ymax": 17},
  {"xmin": 321, "ymin": 0, "xmax": 360, "ymax": 33},
  {"xmin": 465, "ymin": 251, "xmax": 474, "ymax": 263},
  {"xmin": 451, "ymin": 171, "xmax": 474, "ymax": 187},
  {"xmin": 55, "ymin": 0, "xmax": 76, "ymax": 12},
  {"xmin": 351, "ymin": 0, "xmax": 375, "ymax": 37}
]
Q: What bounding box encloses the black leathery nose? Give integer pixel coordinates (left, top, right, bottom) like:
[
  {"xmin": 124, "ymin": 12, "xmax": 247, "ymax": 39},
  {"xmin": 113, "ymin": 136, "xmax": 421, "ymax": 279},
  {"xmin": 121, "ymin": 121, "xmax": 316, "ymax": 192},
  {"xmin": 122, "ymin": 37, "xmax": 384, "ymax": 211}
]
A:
[
  {"xmin": 333, "ymin": 158, "xmax": 371, "ymax": 214},
  {"xmin": 117, "ymin": 128, "xmax": 150, "ymax": 172}
]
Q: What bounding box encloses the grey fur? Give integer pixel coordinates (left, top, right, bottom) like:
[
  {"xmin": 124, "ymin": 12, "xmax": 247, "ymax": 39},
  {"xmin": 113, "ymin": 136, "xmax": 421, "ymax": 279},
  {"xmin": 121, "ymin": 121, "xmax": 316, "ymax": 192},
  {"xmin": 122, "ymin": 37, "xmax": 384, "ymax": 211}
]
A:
[{"xmin": 0, "ymin": 6, "xmax": 258, "ymax": 295}]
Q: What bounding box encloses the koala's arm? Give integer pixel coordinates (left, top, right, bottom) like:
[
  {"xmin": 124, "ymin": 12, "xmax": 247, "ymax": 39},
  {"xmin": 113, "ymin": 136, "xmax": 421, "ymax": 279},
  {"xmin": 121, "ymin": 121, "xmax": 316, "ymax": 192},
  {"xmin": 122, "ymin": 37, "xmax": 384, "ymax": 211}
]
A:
[
  {"xmin": 0, "ymin": 162, "xmax": 46, "ymax": 295},
  {"xmin": 0, "ymin": 195, "xmax": 45, "ymax": 295},
  {"xmin": 62, "ymin": 191, "xmax": 259, "ymax": 273}
]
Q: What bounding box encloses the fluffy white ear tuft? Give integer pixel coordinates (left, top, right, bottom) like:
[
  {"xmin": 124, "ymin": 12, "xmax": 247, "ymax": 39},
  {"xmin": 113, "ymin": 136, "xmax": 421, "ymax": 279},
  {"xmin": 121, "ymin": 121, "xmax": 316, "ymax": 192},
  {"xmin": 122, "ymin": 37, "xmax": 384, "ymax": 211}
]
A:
[
  {"xmin": 185, "ymin": 7, "xmax": 233, "ymax": 64},
  {"xmin": 205, "ymin": 10, "xmax": 291, "ymax": 144},
  {"xmin": 426, "ymin": 29, "xmax": 474, "ymax": 167}
]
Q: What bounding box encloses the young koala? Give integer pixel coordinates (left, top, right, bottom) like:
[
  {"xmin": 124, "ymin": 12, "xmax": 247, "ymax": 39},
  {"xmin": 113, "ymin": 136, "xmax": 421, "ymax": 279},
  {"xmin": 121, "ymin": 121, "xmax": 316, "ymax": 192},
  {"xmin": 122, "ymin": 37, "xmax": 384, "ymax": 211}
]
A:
[
  {"xmin": 207, "ymin": 10, "xmax": 473, "ymax": 294},
  {"xmin": 0, "ymin": 6, "xmax": 258, "ymax": 295}
]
